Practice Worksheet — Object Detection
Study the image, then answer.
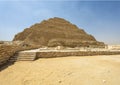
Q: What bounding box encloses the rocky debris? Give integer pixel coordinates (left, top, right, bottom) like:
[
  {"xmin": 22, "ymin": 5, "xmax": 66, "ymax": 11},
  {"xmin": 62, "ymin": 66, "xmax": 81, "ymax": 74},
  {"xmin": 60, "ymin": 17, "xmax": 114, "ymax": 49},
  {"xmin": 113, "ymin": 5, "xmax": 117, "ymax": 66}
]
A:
[
  {"xmin": 13, "ymin": 17, "xmax": 105, "ymax": 48},
  {"xmin": 0, "ymin": 44, "xmax": 41, "ymax": 66},
  {"xmin": 0, "ymin": 45, "xmax": 19, "ymax": 66}
]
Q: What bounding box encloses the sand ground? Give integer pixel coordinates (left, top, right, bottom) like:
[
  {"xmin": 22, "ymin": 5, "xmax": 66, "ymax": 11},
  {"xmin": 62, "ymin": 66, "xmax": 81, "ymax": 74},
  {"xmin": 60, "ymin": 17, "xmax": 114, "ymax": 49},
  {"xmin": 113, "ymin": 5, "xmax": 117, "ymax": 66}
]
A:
[{"xmin": 0, "ymin": 55, "xmax": 120, "ymax": 85}]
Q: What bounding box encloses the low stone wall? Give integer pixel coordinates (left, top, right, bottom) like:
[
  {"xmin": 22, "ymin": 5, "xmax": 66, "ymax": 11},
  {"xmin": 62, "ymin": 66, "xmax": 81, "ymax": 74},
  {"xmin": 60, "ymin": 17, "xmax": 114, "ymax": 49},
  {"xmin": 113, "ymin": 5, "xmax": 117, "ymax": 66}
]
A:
[
  {"xmin": 36, "ymin": 51, "xmax": 120, "ymax": 58},
  {"xmin": 1, "ymin": 45, "xmax": 120, "ymax": 67}
]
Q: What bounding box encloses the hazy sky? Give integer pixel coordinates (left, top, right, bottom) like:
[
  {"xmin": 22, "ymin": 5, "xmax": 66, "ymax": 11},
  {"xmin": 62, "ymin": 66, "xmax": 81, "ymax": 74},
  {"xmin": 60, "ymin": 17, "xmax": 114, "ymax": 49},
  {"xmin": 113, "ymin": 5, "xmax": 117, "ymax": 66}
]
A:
[{"xmin": 0, "ymin": 1, "xmax": 120, "ymax": 45}]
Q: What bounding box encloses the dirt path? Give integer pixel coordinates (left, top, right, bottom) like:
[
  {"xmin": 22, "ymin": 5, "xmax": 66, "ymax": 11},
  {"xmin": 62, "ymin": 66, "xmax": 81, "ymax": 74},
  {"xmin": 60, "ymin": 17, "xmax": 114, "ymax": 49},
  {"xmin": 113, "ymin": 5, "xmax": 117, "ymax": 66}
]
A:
[{"xmin": 0, "ymin": 55, "xmax": 120, "ymax": 85}]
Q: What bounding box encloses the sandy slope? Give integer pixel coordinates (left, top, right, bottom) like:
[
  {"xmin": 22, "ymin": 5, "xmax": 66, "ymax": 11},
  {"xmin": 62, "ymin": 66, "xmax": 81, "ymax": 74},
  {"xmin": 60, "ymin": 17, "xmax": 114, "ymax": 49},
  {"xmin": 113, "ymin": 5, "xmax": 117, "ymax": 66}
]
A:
[{"xmin": 0, "ymin": 55, "xmax": 120, "ymax": 85}]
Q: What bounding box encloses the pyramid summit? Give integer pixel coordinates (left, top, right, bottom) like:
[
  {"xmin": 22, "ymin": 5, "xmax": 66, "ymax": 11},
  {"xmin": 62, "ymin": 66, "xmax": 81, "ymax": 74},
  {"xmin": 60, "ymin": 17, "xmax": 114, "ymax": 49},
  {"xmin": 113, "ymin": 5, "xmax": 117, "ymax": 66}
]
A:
[{"xmin": 13, "ymin": 17, "xmax": 105, "ymax": 48}]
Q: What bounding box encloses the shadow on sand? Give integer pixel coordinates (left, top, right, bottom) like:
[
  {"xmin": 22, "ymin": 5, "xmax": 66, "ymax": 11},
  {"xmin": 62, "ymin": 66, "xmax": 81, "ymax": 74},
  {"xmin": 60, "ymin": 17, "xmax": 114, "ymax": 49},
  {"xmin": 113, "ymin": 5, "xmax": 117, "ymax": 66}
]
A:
[{"xmin": 0, "ymin": 62, "xmax": 15, "ymax": 72}]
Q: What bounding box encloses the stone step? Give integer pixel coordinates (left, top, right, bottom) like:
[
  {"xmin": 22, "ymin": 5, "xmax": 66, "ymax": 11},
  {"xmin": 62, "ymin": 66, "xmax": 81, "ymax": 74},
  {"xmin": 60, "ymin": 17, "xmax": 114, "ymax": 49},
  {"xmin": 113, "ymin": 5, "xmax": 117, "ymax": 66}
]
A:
[
  {"xmin": 9, "ymin": 57, "xmax": 35, "ymax": 61},
  {"xmin": 18, "ymin": 57, "xmax": 35, "ymax": 59},
  {"xmin": 8, "ymin": 52, "xmax": 37, "ymax": 62},
  {"xmin": 9, "ymin": 58, "xmax": 17, "ymax": 60},
  {"xmin": 18, "ymin": 55, "xmax": 35, "ymax": 57},
  {"xmin": 17, "ymin": 58, "xmax": 35, "ymax": 61},
  {"xmin": 9, "ymin": 58, "xmax": 17, "ymax": 62},
  {"xmin": 18, "ymin": 52, "xmax": 36, "ymax": 56},
  {"xmin": 17, "ymin": 52, "xmax": 36, "ymax": 61},
  {"xmin": 18, "ymin": 55, "xmax": 36, "ymax": 57},
  {"xmin": 9, "ymin": 59, "xmax": 17, "ymax": 62}
]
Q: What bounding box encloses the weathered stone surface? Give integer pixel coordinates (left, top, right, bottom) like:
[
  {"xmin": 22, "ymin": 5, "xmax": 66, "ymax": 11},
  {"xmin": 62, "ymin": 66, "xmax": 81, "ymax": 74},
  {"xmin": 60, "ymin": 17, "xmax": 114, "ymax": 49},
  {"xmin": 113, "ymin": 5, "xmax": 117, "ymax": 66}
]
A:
[
  {"xmin": 0, "ymin": 45, "xmax": 18, "ymax": 66},
  {"xmin": 13, "ymin": 17, "xmax": 105, "ymax": 47}
]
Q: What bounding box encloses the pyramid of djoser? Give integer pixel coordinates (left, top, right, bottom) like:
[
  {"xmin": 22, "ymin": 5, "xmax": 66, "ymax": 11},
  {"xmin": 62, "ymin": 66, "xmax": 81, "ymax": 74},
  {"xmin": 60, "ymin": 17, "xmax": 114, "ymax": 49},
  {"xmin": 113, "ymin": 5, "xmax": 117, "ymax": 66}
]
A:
[{"xmin": 13, "ymin": 17, "xmax": 105, "ymax": 48}]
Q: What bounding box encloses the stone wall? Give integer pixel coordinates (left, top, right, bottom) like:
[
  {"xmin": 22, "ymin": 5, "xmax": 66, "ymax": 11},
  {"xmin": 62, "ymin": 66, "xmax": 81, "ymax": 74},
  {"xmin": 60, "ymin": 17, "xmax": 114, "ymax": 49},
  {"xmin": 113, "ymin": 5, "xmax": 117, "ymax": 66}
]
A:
[
  {"xmin": 108, "ymin": 45, "xmax": 120, "ymax": 50},
  {"xmin": 0, "ymin": 45, "xmax": 19, "ymax": 66},
  {"xmin": 36, "ymin": 51, "xmax": 120, "ymax": 58},
  {"xmin": 1, "ymin": 45, "xmax": 120, "ymax": 67}
]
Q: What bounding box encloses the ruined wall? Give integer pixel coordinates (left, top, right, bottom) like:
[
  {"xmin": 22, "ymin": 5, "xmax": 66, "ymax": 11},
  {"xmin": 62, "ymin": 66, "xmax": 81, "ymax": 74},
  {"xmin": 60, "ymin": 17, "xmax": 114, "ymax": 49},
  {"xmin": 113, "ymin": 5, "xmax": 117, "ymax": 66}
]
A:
[
  {"xmin": 108, "ymin": 45, "xmax": 120, "ymax": 50},
  {"xmin": 36, "ymin": 51, "xmax": 120, "ymax": 58},
  {"xmin": 0, "ymin": 45, "xmax": 19, "ymax": 66},
  {"xmin": 0, "ymin": 44, "xmax": 41, "ymax": 66}
]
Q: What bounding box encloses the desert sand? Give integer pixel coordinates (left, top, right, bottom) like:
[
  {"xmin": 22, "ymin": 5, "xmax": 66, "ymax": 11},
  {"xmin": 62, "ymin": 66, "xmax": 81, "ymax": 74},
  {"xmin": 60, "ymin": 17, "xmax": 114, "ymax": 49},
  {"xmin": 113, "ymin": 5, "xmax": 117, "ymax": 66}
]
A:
[{"xmin": 0, "ymin": 55, "xmax": 120, "ymax": 85}]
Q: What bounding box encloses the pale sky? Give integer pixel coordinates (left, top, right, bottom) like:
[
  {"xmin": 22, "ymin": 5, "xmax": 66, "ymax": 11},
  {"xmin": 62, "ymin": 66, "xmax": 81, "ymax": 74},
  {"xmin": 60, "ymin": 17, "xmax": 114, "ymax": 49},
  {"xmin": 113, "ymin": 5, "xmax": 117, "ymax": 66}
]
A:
[{"xmin": 0, "ymin": 1, "xmax": 120, "ymax": 45}]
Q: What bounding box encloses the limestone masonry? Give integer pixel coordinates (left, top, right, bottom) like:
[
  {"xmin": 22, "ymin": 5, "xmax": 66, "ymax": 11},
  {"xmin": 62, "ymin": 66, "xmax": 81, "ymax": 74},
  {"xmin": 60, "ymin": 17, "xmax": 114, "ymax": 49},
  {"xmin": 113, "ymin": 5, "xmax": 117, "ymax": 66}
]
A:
[{"xmin": 13, "ymin": 17, "xmax": 105, "ymax": 48}]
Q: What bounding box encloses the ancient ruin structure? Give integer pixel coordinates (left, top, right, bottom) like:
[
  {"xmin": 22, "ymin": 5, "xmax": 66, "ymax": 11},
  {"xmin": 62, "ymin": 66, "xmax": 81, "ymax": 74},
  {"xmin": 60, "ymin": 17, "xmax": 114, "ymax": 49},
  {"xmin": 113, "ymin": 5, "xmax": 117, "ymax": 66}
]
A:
[{"xmin": 13, "ymin": 17, "xmax": 105, "ymax": 48}]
